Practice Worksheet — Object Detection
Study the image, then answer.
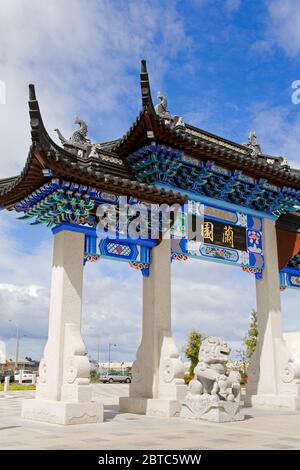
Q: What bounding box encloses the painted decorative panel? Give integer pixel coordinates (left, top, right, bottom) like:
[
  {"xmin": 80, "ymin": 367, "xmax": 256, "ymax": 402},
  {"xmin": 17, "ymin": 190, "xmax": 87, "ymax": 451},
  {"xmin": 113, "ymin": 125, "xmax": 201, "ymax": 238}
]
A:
[
  {"xmin": 280, "ymin": 269, "xmax": 300, "ymax": 290},
  {"xmin": 171, "ymin": 201, "xmax": 264, "ymax": 277},
  {"xmin": 84, "ymin": 233, "xmax": 152, "ymax": 276}
]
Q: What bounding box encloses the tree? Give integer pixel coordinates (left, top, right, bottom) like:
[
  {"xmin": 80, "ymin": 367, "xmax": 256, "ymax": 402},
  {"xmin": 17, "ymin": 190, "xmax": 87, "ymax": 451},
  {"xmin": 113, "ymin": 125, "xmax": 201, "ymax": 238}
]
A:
[
  {"xmin": 184, "ymin": 330, "xmax": 204, "ymax": 376},
  {"xmin": 235, "ymin": 347, "xmax": 248, "ymax": 384},
  {"xmin": 243, "ymin": 309, "xmax": 258, "ymax": 359}
]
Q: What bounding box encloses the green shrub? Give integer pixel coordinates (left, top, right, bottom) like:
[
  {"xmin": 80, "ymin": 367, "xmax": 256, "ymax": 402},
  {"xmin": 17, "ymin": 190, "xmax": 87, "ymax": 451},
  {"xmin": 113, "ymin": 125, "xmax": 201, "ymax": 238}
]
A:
[
  {"xmin": 90, "ymin": 369, "xmax": 100, "ymax": 382},
  {"xmin": 184, "ymin": 330, "xmax": 204, "ymax": 376}
]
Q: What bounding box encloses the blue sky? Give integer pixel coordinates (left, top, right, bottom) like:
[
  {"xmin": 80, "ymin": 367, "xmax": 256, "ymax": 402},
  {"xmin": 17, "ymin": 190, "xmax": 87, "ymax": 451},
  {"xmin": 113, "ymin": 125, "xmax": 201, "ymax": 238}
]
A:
[{"xmin": 0, "ymin": 0, "xmax": 300, "ymax": 364}]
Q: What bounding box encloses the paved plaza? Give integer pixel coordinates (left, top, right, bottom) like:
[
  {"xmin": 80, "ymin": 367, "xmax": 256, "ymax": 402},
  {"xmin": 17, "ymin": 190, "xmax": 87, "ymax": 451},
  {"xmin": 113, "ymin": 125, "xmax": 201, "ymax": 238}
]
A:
[{"xmin": 0, "ymin": 384, "xmax": 300, "ymax": 450}]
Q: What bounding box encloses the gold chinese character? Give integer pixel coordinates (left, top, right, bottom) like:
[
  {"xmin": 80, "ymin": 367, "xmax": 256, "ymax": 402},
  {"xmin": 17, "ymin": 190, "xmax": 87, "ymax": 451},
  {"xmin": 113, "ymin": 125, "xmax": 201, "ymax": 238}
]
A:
[
  {"xmin": 202, "ymin": 221, "xmax": 214, "ymax": 243},
  {"xmin": 222, "ymin": 225, "xmax": 234, "ymax": 247}
]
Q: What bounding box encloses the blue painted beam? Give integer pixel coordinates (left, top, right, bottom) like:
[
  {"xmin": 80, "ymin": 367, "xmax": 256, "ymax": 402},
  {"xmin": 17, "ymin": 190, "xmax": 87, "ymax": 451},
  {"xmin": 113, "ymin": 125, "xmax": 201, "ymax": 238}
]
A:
[
  {"xmin": 280, "ymin": 266, "xmax": 300, "ymax": 276},
  {"xmin": 154, "ymin": 182, "xmax": 278, "ymax": 220},
  {"xmin": 52, "ymin": 223, "xmax": 159, "ymax": 247}
]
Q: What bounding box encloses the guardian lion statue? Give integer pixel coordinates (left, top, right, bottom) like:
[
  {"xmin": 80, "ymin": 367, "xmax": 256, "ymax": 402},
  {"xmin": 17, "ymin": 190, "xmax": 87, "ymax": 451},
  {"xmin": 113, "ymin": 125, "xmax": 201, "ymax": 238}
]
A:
[{"xmin": 181, "ymin": 336, "xmax": 244, "ymax": 422}]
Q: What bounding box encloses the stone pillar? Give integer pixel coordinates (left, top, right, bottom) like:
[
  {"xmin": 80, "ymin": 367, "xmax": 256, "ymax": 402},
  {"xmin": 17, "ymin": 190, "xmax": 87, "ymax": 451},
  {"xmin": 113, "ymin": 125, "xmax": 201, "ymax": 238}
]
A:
[
  {"xmin": 22, "ymin": 230, "xmax": 103, "ymax": 424},
  {"xmin": 246, "ymin": 218, "xmax": 300, "ymax": 410},
  {"xmin": 119, "ymin": 233, "xmax": 186, "ymax": 417}
]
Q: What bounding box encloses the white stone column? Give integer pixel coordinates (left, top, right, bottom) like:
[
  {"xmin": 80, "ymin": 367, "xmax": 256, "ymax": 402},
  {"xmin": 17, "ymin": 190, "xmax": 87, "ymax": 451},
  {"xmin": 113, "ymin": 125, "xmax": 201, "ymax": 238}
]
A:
[
  {"xmin": 119, "ymin": 233, "xmax": 186, "ymax": 417},
  {"xmin": 22, "ymin": 230, "xmax": 103, "ymax": 424},
  {"xmin": 246, "ymin": 218, "xmax": 300, "ymax": 410}
]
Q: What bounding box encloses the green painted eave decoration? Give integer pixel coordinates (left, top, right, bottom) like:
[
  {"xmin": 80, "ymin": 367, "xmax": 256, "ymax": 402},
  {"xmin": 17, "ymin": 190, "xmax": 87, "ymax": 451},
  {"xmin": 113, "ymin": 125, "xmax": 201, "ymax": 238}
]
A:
[{"xmin": 17, "ymin": 189, "xmax": 95, "ymax": 227}]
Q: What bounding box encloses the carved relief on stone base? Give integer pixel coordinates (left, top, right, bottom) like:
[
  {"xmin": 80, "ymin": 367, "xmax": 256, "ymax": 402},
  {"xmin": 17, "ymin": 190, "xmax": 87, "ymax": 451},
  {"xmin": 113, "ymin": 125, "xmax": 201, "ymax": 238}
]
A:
[
  {"xmin": 22, "ymin": 399, "xmax": 103, "ymax": 425},
  {"xmin": 181, "ymin": 395, "xmax": 244, "ymax": 422}
]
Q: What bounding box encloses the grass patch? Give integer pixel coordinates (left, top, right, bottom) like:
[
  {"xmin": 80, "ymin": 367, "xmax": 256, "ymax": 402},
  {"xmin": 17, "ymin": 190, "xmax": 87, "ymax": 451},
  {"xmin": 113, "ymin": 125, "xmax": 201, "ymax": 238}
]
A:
[{"xmin": 0, "ymin": 383, "xmax": 36, "ymax": 391}]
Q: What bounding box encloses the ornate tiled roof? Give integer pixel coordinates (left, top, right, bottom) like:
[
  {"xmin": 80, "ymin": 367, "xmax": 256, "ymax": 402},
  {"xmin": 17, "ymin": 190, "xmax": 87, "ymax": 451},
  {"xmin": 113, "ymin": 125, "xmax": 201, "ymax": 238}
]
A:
[
  {"xmin": 0, "ymin": 79, "xmax": 187, "ymax": 208},
  {"xmin": 1, "ymin": 60, "xmax": 300, "ymax": 217}
]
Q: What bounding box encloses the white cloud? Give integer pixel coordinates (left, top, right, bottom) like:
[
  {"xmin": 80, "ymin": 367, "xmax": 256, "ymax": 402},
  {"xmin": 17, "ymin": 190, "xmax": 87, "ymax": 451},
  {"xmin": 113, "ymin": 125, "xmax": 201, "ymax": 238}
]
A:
[
  {"xmin": 252, "ymin": 1, "xmax": 300, "ymax": 60},
  {"xmin": 266, "ymin": 0, "xmax": 300, "ymax": 57},
  {"xmin": 0, "ymin": 283, "xmax": 41, "ymax": 297},
  {"xmin": 224, "ymin": 0, "xmax": 241, "ymax": 13},
  {"xmin": 246, "ymin": 103, "xmax": 300, "ymax": 168},
  {"xmin": 81, "ymin": 257, "xmax": 258, "ymax": 362},
  {"xmin": 0, "ymin": 213, "xmax": 51, "ymax": 355},
  {"xmin": 246, "ymin": 1, "xmax": 300, "ymax": 168},
  {"xmin": 0, "ymin": 0, "xmax": 189, "ymax": 177},
  {"xmin": 171, "ymin": 260, "xmax": 255, "ymax": 354}
]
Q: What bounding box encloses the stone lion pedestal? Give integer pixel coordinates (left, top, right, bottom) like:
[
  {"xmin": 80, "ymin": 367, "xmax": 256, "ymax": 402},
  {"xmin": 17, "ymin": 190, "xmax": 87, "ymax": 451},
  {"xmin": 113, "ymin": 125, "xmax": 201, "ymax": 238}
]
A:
[{"xmin": 181, "ymin": 395, "xmax": 244, "ymax": 422}]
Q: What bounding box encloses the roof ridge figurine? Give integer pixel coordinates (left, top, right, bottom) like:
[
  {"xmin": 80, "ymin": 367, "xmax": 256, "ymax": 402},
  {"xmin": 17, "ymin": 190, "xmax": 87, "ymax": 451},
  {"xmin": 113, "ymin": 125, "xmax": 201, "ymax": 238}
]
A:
[
  {"xmin": 246, "ymin": 130, "xmax": 290, "ymax": 169},
  {"xmin": 154, "ymin": 91, "xmax": 185, "ymax": 129},
  {"xmin": 54, "ymin": 116, "xmax": 91, "ymax": 150},
  {"xmin": 246, "ymin": 130, "xmax": 262, "ymax": 158}
]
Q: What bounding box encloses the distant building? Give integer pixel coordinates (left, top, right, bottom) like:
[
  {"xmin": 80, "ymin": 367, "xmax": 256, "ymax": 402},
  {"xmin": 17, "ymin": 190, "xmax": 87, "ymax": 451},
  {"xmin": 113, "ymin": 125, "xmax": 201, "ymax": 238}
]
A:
[
  {"xmin": 2, "ymin": 357, "xmax": 39, "ymax": 371},
  {"xmin": 98, "ymin": 362, "xmax": 133, "ymax": 372}
]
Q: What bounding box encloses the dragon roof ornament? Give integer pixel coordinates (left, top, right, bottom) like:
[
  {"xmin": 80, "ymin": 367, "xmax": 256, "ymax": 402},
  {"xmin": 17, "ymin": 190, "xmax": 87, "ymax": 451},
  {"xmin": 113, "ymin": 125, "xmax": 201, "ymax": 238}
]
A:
[
  {"xmin": 154, "ymin": 91, "xmax": 185, "ymax": 129},
  {"xmin": 246, "ymin": 130, "xmax": 262, "ymax": 158},
  {"xmin": 246, "ymin": 130, "xmax": 290, "ymax": 170},
  {"xmin": 54, "ymin": 117, "xmax": 92, "ymax": 155}
]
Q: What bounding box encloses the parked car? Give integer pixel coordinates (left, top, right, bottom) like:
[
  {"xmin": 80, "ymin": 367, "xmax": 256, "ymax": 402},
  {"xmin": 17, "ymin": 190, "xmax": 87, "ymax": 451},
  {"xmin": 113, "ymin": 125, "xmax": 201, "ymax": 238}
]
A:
[
  {"xmin": 100, "ymin": 374, "xmax": 131, "ymax": 384},
  {"xmin": 0, "ymin": 370, "xmax": 15, "ymax": 383},
  {"xmin": 14, "ymin": 369, "xmax": 36, "ymax": 383}
]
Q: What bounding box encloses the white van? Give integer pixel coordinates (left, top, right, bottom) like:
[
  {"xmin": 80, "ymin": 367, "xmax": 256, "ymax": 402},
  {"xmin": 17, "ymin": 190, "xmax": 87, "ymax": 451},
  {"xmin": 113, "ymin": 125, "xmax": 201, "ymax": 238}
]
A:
[{"xmin": 14, "ymin": 370, "xmax": 35, "ymax": 382}]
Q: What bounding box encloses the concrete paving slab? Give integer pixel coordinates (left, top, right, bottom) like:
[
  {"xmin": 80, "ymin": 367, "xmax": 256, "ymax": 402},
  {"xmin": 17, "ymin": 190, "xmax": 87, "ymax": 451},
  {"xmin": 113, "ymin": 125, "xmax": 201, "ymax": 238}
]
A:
[{"xmin": 1, "ymin": 384, "xmax": 300, "ymax": 450}]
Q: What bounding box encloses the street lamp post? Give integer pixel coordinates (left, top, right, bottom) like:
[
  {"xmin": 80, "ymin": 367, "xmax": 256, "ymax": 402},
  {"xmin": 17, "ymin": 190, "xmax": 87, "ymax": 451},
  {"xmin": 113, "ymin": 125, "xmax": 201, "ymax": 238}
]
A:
[
  {"xmin": 9, "ymin": 320, "xmax": 19, "ymax": 371},
  {"xmin": 108, "ymin": 343, "xmax": 117, "ymax": 373},
  {"xmin": 97, "ymin": 337, "xmax": 100, "ymax": 366}
]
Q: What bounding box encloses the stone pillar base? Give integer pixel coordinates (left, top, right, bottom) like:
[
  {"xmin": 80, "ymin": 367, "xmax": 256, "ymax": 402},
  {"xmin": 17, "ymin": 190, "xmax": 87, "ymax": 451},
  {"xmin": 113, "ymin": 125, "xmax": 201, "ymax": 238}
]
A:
[
  {"xmin": 22, "ymin": 399, "xmax": 103, "ymax": 425},
  {"xmin": 119, "ymin": 396, "xmax": 181, "ymax": 417},
  {"xmin": 247, "ymin": 394, "xmax": 300, "ymax": 411}
]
